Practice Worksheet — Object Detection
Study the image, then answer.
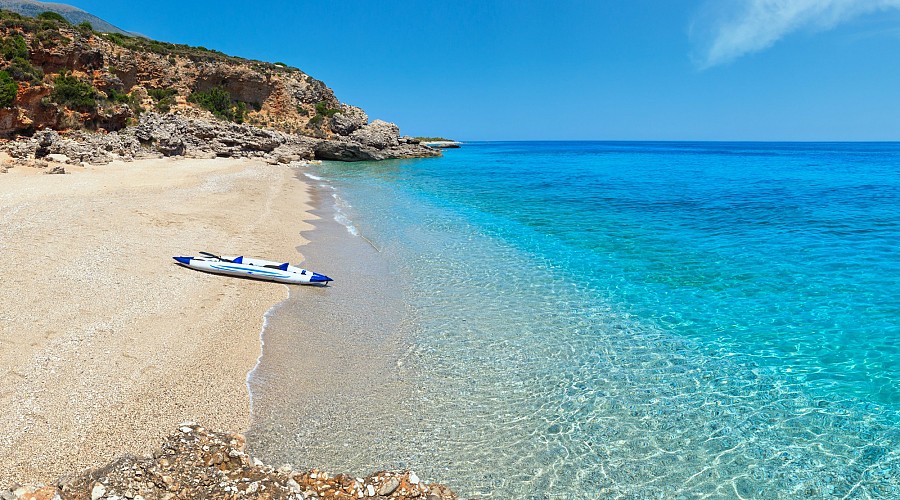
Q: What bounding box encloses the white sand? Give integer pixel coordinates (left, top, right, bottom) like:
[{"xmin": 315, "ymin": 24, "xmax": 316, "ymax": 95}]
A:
[{"xmin": 0, "ymin": 157, "xmax": 314, "ymax": 484}]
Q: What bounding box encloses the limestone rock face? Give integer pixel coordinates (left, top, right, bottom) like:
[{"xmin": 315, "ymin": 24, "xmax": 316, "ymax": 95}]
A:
[
  {"xmin": 132, "ymin": 112, "xmax": 316, "ymax": 159},
  {"xmin": 27, "ymin": 129, "xmax": 143, "ymax": 164},
  {"xmin": 350, "ymin": 119, "xmax": 401, "ymax": 149},
  {"xmin": 330, "ymin": 105, "xmax": 368, "ymax": 136},
  {"xmin": 314, "ymin": 137, "xmax": 441, "ymax": 162}
]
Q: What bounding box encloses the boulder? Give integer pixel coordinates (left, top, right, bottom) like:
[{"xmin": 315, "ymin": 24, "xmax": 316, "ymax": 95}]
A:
[
  {"xmin": 34, "ymin": 130, "xmax": 61, "ymax": 158},
  {"xmin": 314, "ymin": 139, "xmax": 382, "ymax": 161},
  {"xmin": 349, "ymin": 119, "xmax": 400, "ymax": 149},
  {"xmin": 314, "ymin": 137, "xmax": 442, "ymax": 162},
  {"xmin": 330, "ymin": 105, "xmax": 368, "ymax": 136}
]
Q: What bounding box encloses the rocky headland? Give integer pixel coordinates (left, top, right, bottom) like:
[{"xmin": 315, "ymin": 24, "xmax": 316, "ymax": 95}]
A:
[{"xmin": 0, "ymin": 9, "xmax": 439, "ymax": 161}]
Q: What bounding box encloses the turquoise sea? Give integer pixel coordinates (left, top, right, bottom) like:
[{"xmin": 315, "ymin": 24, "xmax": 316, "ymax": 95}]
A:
[{"xmin": 248, "ymin": 142, "xmax": 900, "ymax": 498}]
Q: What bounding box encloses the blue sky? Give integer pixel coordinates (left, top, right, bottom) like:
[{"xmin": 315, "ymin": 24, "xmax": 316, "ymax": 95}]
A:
[{"xmin": 64, "ymin": 0, "xmax": 900, "ymax": 141}]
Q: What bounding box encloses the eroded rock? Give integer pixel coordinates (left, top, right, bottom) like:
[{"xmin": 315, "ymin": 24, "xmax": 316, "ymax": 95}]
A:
[{"xmin": 2, "ymin": 424, "xmax": 461, "ymax": 500}]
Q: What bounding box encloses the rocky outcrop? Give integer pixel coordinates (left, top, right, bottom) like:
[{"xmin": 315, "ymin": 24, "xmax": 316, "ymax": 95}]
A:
[
  {"xmin": 350, "ymin": 120, "xmax": 400, "ymax": 149},
  {"xmin": 131, "ymin": 112, "xmax": 316, "ymax": 160},
  {"xmin": 14, "ymin": 129, "xmax": 144, "ymax": 165},
  {"xmin": 2, "ymin": 423, "xmax": 462, "ymax": 500},
  {"xmin": 2, "ymin": 113, "xmax": 439, "ymax": 164},
  {"xmin": 330, "ymin": 105, "xmax": 368, "ymax": 136},
  {"xmin": 314, "ymin": 137, "xmax": 439, "ymax": 162},
  {"xmin": 315, "ymin": 121, "xmax": 440, "ymax": 162}
]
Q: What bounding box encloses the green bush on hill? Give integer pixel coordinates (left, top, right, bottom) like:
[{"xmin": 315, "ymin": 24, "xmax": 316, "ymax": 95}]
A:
[
  {"xmin": 105, "ymin": 32, "xmax": 232, "ymax": 63},
  {"xmin": 314, "ymin": 100, "xmax": 340, "ymax": 117},
  {"xmin": 106, "ymin": 87, "xmax": 130, "ymax": 104},
  {"xmin": 148, "ymin": 87, "xmax": 177, "ymax": 113},
  {"xmin": 1, "ymin": 34, "xmax": 27, "ymax": 60},
  {"xmin": 33, "ymin": 28, "xmax": 69, "ymax": 49},
  {"xmin": 0, "ymin": 70, "xmax": 17, "ymax": 107},
  {"xmin": 36, "ymin": 12, "xmax": 69, "ymax": 24},
  {"xmin": 306, "ymin": 100, "xmax": 340, "ymax": 127},
  {"xmin": 104, "ymin": 87, "xmax": 142, "ymax": 116},
  {"xmin": 5, "ymin": 56, "xmax": 42, "ymax": 82},
  {"xmin": 0, "ymin": 35, "xmax": 43, "ymax": 83},
  {"xmin": 51, "ymin": 72, "xmax": 97, "ymax": 111},
  {"xmin": 77, "ymin": 21, "xmax": 93, "ymax": 34},
  {"xmin": 0, "ymin": 10, "xmax": 39, "ymax": 31},
  {"xmin": 188, "ymin": 86, "xmax": 246, "ymax": 123}
]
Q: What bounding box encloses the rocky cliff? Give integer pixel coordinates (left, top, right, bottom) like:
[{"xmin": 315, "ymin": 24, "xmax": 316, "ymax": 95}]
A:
[{"xmin": 0, "ymin": 10, "xmax": 439, "ymax": 161}]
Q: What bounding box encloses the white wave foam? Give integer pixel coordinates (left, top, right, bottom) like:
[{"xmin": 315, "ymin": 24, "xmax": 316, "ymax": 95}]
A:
[
  {"xmin": 246, "ymin": 295, "xmax": 283, "ymax": 420},
  {"xmin": 303, "ymin": 172, "xmax": 324, "ymax": 181},
  {"xmin": 334, "ymin": 212, "xmax": 359, "ymax": 236},
  {"xmin": 331, "ymin": 193, "xmax": 359, "ymax": 236}
]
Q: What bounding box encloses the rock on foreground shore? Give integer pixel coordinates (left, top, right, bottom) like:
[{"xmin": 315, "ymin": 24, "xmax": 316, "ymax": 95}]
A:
[{"xmin": 2, "ymin": 424, "xmax": 462, "ymax": 500}]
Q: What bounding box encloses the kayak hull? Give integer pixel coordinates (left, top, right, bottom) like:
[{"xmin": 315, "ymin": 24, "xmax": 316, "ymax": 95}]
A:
[{"xmin": 173, "ymin": 254, "xmax": 332, "ymax": 285}]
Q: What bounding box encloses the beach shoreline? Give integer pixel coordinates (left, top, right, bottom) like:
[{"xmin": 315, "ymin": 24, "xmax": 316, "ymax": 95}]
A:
[{"xmin": 0, "ymin": 156, "xmax": 315, "ymax": 484}]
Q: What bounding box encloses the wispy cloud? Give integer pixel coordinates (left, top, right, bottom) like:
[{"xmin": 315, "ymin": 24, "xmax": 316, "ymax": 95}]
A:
[{"xmin": 692, "ymin": 0, "xmax": 900, "ymax": 68}]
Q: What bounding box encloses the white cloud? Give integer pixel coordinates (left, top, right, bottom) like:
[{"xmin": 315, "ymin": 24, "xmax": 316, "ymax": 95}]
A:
[{"xmin": 692, "ymin": 0, "xmax": 900, "ymax": 68}]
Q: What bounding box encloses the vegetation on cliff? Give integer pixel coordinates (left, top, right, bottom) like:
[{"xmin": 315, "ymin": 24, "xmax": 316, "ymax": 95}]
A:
[
  {"xmin": 0, "ymin": 7, "xmax": 350, "ymax": 138},
  {"xmin": 0, "ymin": 69, "xmax": 15, "ymax": 106},
  {"xmin": 50, "ymin": 72, "xmax": 97, "ymax": 111},
  {"xmin": 0, "ymin": 6, "xmax": 441, "ymax": 163},
  {"xmin": 188, "ymin": 86, "xmax": 247, "ymax": 123}
]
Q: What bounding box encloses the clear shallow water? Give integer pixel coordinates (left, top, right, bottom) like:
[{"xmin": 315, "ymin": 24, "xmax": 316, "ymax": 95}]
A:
[{"xmin": 250, "ymin": 142, "xmax": 900, "ymax": 498}]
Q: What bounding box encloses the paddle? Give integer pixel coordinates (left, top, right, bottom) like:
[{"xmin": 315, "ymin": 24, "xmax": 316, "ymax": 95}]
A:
[{"xmin": 199, "ymin": 251, "xmax": 234, "ymax": 263}]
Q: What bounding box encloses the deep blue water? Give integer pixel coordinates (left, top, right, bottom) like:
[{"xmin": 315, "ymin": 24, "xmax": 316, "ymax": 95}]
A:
[{"xmin": 295, "ymin": 142, "xmax": 900, "ymax": 497}]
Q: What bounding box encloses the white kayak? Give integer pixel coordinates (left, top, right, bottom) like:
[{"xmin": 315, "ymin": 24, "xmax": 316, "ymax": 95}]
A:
[{"xmin": 173, "ymin": 252, "xmax": 332, "ymax": 285}]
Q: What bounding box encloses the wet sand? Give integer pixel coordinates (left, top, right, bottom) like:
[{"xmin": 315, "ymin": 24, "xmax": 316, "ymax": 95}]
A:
[{"xmin": 0, "ymin": 157, "xmax": 313, "ymax": 484}]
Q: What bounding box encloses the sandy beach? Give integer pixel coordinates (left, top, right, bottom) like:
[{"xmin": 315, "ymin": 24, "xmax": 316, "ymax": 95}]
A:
[{"xmin": 0, "ymin": 157, "xmax": 313, "ymax": 484}]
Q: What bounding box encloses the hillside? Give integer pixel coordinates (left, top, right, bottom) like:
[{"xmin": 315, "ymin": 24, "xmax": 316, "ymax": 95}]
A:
[
  {"xmin": 0, "ymin": 8, "xmax": 437, "ymax": 161},
  {"xmin": 0, "ymin": 0, "xmax": 130, "ymax": 34}
]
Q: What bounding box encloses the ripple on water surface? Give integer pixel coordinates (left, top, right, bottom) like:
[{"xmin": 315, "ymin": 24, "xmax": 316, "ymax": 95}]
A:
[{"xmin": 249, "ymin": 144, "xmax": 900, "ymax": 498}]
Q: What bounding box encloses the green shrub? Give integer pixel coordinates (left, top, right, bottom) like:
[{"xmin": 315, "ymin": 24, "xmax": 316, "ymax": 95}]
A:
[
  {"xmin": 0, "ymin": 70, "xmax": 17, "ymax": 107},
  {"xmin": 51, "ymin": 72, "xmax": 97, "ymax": 111},
  {"xmin": 306, "ymin": 100, "xmax": 340, "ymax": 128},
  {"xmin": 106, "ymin": 32, "xmax": 126, "ymax": 46},
  {"xmin": 5, "ymin": 56, "xmax": 43, "ymax": 82},
  {"xmin": 34, "ymin": 28, "xmax": 69, "ymax": 48},
  {"xmin": 104, "ymin": 88, "xmax": 142, "ymax": 115},
  {"xmin": 103, "ymin": 32, "xmax": 232, "ymax": 63},
  {"xmin": 314, "ymin": 100, "xmax": 340, "ymax": 117},
  {"xmin": 148, "ymin": 88, "xmax": 177, "ymax": 112},
  {"xmin": 106, "ymin": 88, "xmax": 130, "ymax": 104},
  {"xmin": 77, "ymin": 21, "xmax": 93, "ymax": 33},
  {"xmin": 0, "ymin": 10, "xmax": 37, "ymax": 31},
  {"xmin": 188, "ymin": 86, "xmax": 246, "ymax": 123},
  {"xmin": 1, "ymin": 34, "xmax": 28, "ymax": 60},
  {"xmin": 296, "ymin": 104, "xmax": 308, "ymax": 116},
  {"xmin": 37, "ymin": 11, "xmax": 69, "ymax": 24},
  {"xmin": 147, "ymin": 88, "xmax": 176, "ymax": 101}
]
